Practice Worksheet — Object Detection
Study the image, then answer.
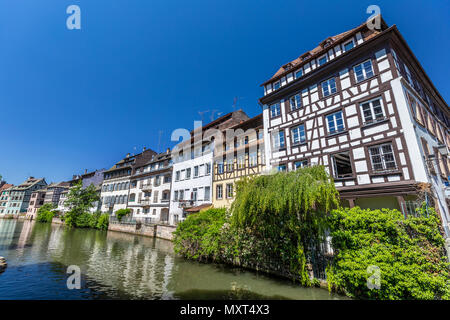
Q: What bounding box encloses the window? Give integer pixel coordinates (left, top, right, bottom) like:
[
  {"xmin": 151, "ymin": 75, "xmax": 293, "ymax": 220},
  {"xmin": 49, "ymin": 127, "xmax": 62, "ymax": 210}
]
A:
[
  {"xmin": 174, "ymin": 191, "xmax": 178, "ymax": 201},
  {"xmin": 216, "ymin": 184, "xmax": 223, "ymax": 199},
  {"xmin": 270, "ymin": 103, "xmax": 281, "ymax": 117},
  {"xmin": 175, "ymin": 171, "xmax": 180, "ymax": 181},
  {"xmin": 194, "ymin": 166, "xmax": 199, "ymax": 177},
  {"xmin": 217, "ymin": 162, "xmax": 224, "ymax": 174},
  {"xmin": 291, "ymin": 124, "xmax": 306, "ymax": 145},
  {"xmin": 353, "ymin": 60, "xmax": 374, "ymax": 82},
  {"xmin": 343, "ymin": 40, "xmax": 354, "ymax": 52},
  {"xmin": 318, "ymin": 55, "xmax": 327, "ymax": 66},
  {"xmin": 295, "ymin": 69, "xmax": 303, "ymax": 79},
  {"xmin": 273, "ymin": 81, "xmax": 280, "ymax": 90},
  {"xmin": 277, "ymin": 164, "xmax": 287, "ymax": 172},
  {"xmin": 153, "ymin": 190, "xmax": 159, "ymax": 203},
  {"xmin": 129, "ymin": 193, "xmax": 135, "ymax": 202},
  {"xmin": 179, "ymin": 190, "xmax": 184, "ymax": 200},
  {"xmin": 226, "ymin": 159, "xmax": 233, "ymax": 172},
  {"xmin": 321, "ymin": 78, "xmax": 337, "ymax": 97},
  {"xmin": 204, "ymin": 186, "xmax": 210, "ymax": 201},
  {"xmin": 290, "ymin": 94, "xmax": 302, "ymax": 111},
  {"xmin": 294, "ymin": 160, "xmax": 308, "ymax": 169},
  {"xmin": 192, "ymin": 188, "xmax": 197, "ymax": 201},
  {"xmin": 272, "ymin": 131, "xmax": 285, "ymax": 149},
  {"xmin": 206, "ymin": 163, "xmax": 211, "ymax": 175},
  {"xmin": 369, "ymin": 144, "xmax": 397, "ymax": 172},
  {"xmin": 226, "ymin": 184, "xmax": 233, "ymax": 198},
  {"xmin": 326, "ymin": 111, "xmax": 345, "ymax": 134},
  {"xmin": 186, "ymin": 168, "xmax": 191, "ymax": 179},
  {"xmin": 331, "ymin": 152, "xmax": 353, "ymax": 178},
  {"xmin": 360, "ymin": 97, "xmax": 384, "ymax": 124}
]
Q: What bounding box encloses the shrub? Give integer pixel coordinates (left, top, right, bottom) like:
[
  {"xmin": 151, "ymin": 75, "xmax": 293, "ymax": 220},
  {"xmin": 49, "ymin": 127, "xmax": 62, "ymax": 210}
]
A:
[
  {"xmin": 75, "ymin": 212, "xmax": 92, "ymax": 228},
  {"xmin": 327, "ymin": 206, "xmax": 450, "ymax": 300},
  {"xmin": 115, "ymin": 208, "xmax": 131, "ymax": 222},
  {"xmin": 96, "ymin": 213, "xmax": 109, "ymax": 230},
  {"xmin": 36, "ymin": 203, "xmax": 55, "ymax": 223}
]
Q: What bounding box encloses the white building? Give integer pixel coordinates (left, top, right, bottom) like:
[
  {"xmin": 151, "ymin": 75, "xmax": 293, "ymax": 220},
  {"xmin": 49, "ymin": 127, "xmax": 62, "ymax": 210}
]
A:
[
  {"xmin": 100, "ymin": 149, "xmax": 157, "ymax": 215},
  {"xmin": 169, "ymin": 110, "xmax": 250, "ymax": 224},
  {"xmin": 128, "ymin": 149, "xmax": 172, "ymax": 222}
]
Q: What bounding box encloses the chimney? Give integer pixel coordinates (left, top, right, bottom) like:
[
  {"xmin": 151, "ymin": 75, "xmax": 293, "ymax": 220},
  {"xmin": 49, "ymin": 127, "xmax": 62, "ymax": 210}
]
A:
[
  {"xmin": 166, "ymin": 148, "xmax": 170, "ymax": 154},
  {"xmin": 143, "ymin": 147, "xmax": 147, "ymax": 151},
  {"xmin": 85, "ymin": 169, "xmax": 88, "ymax": 174},
  {"xmin": 126, "ymin": 153, "xmax": 130, "ymax": 158}
]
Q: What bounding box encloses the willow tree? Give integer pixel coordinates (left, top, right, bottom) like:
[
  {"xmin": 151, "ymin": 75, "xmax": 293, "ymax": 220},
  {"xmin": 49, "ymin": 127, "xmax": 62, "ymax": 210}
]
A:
[{"xmin": 230, "ymin": 165, "xmax": 339, "ymax": 284}]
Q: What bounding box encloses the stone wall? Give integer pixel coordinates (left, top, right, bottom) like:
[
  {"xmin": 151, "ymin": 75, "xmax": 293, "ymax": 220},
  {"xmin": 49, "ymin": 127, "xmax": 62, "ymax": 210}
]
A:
[{"xmin": 107, "ymin": 222, "xmax": 175, "ymax": 241}]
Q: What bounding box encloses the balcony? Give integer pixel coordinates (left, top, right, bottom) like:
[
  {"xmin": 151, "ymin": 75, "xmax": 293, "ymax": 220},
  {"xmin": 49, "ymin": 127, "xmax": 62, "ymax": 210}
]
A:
[
  {"xmin": 141, "ymin": 184, "xmax": 152, "ymax": 192},
  {"xmin": 178, "ymin": 200, "xmax": 197, "ymax": 208},
  {"xmin": 139, "ymin": 199, "xmax": 151, "ymax": 206}
]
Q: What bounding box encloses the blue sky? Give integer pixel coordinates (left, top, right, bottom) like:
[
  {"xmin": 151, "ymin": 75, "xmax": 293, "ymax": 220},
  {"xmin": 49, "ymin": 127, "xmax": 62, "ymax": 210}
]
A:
[{"xmin": 0, "ymin": 0, "xmax": 449, "ymax": 185}]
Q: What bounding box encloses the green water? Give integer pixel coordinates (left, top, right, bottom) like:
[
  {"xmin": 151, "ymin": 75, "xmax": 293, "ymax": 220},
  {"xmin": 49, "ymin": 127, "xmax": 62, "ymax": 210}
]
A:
[{"xmin": 0, "ymin": 219, "xmax": 346, "ymax": 300}]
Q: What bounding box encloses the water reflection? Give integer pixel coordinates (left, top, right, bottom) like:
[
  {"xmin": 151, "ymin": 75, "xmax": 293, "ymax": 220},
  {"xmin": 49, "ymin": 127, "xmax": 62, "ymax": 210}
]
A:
[{"xmin": 0, "ymin": 220, "xmax": 346, "ymax": 300}]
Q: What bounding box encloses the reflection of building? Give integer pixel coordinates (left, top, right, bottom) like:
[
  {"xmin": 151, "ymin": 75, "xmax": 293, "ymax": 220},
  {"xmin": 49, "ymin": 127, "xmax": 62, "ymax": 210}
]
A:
[
  {"xmin": 4, "ymin": 177, "xmax": 47, "ymax": 215},
  {"xmin": 213, "ymin": 114, "xmax": 265, "ymax": 208},
  {"xmin": 128, "ymin": 149, "xmax": 172, "ymax": 222},
  {"xmin": 100, "ymin": 149, "xmax": 157, "ymax": 214},
  {"xmin": 0, "ymin": 183, "xmax": 13, "ymax": 214},
  {"xmin": 169, "ymin": 110, "xmax": 249, "ymax": 224},
  {"xmin": 259, "ymin": 16, "xmax": 450, "ymax": 236}
]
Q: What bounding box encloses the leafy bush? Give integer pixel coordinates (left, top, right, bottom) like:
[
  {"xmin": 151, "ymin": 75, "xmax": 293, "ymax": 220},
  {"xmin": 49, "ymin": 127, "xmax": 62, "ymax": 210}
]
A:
[
  {"xmin": 36, "ymin": 203, "xmax": 55, "ymax": 223},
  {"xmin": 64, "ymin": 181, "xmax": 100, "ymax": 228},
  {"xmin": 75, "ymin": 212, "xmax": 92, "ymax": 228},
  {"xmin": 96, "ymin": 213, "xmax": 109, "ymax": 230},
  {"xmin": 115, "ymin": 208, "xmax": 131, "ymax": 222},
  {"xmin": 327, "ymin": 206, "xmax": 450, "ymax": 300}
]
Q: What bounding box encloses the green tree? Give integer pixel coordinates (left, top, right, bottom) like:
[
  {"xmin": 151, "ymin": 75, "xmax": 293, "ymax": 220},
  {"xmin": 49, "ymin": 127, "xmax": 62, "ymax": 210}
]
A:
[
  {"xmin": 115, "ymin": 208, "xmax": 131, "ymax": 222},
  {"xmin": 36, "ymin": 203, "xmax": 56, "ymax": 223},
  {"xmin": 64, "ymin": 180, "xmax": 100, "ymax": 228}
]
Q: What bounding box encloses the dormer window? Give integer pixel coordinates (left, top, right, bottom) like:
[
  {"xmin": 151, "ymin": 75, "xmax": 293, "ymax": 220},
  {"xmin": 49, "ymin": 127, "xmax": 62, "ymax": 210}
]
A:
[
  {"xmin": 295, "ymin": 69, "xmax": 303, "ymax": 79},
  {"xmin": 300, "ymin": 52, "xmax": 311, "ymax": 61},
  {"xmin": 318, "ymin": 55, "xmax": 328, "ymax": 66},
  {"xmin": 343, "ymin": 40, "xmax": 354, "ymax": 52},
  {"xmin": 273, "ymin": 81, "xmax": 281, "ymax": 90}
]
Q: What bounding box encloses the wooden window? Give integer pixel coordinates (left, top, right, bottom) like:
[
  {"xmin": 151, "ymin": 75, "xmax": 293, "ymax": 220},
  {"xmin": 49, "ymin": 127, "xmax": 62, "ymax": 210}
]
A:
[
  {"xmin": 272, "ymin": 131, "xmax": 285, "ymax": 149},
  {"xmin": 295, "ymin": 69, "xmax": 303, "ymax": 79},
  {"xmin": 353, "ymin": 60, "xmax": 374, "ymax": 82},
  {"xmin": 331, "ymin": 152, "xmax": 353, "ymax": 178},
  {"xmin": 291, "ymin": 125, "xmax": 306, "ymax": 145},
  {"xmin": 343, "ymin": 40, "xmax": 354, "ymax": 52},
  {"xmin": 289, "ymin": 93, "xmax": 302, "ymax": 111},
  {"xmin": 326, "ymin": 111, "xmax": 345, "ymax": 134},
  {"xmin": 321, "ymin": 78, "xmax": 337, "ymax": 97},
  {"xmin": 368, "ymin": 143, "xmax": 397, "ymax": 172},
  {"xmin": 216, "ymin": 184, "xmax": 223, "ymax": 200},
  {"xmin": 294, "ymin": 160, "xmax": 308, "ymax": 169},
  {"xmin": 226, "ymin": 184, "xmax": 233, "ymax": 199},
  {"xmin": 270, "ymin": 103, "xmax": 281, "ymax": 117},
  {"xmin": 360, "ymin": 97, "xmax": 384, "ymax": 124}
]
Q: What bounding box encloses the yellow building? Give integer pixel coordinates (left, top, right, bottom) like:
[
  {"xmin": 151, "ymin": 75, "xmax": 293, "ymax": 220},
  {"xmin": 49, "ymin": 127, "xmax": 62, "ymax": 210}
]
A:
[{"xmin": 212, "ymin": 114, "xmax": 265, "ymax": 209}]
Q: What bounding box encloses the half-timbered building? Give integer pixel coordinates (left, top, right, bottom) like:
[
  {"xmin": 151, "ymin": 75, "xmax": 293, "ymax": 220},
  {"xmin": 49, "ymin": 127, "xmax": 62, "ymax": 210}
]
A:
[
  {"xmin": 259, "ymin": 15, "xmax": 450, "ymax": 238},
  {"xmin": 212, "ymin": 114, "xmax": 266, "ymax": 208}
]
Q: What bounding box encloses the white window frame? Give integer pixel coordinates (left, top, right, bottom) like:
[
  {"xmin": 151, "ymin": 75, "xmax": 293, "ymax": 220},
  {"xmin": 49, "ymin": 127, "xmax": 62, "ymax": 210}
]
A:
[
  {"xmin": 273, "ymin": 81, "xmax": 281, "ymax": 90},
  {"xmin": 272, "ymin": 131, "xmax": 285, "ymax": 149},
  {"xmin": 295, "ymin": 69, "xmax": 303, "ymax": 79},
  {"xmin": 321, "ymin": 78, "xmax": 337, "ymax": 97},
  {"xmin": 368, "ymin": 143, "xmax": 397, "ymax": 172},
  {"xmin": 270, "ymin": 103, "xmax": 281, "ymax": 117},
  {"xmin": 326, "ymin": 111, "xmax": 345, "ymax": 134},
  {"xmin": 290, "ymin": 93, "xmax": 302, "ymax": 111},
  {"xmin": 360, "ymin": 97, "xmax": 385, "ymax": 124},
  {"xmin": 353, "ymin": 59, "xmax": 374, "ymax": 82},
  {"xmin": 291, "ymin": 124, "xmax": 306, "ymax": 145}
]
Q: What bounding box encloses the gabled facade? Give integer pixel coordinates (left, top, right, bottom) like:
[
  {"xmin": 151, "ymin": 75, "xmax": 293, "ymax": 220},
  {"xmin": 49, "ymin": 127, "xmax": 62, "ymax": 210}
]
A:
[
  {"xmin": 27, "ymin": 189, "xmax": 46, "ymax": 218},
  {"xmin": 212, "ymin": 114, "xmax": 266, "ymax": 208},
  {"xmin": 259, "ymin": 16, "xmax": 450, "ymax": 237},
  {"xmin": 4, "ymin": 177, "xmax": 47, "ymax": 214},
  {"xmin": 128, "ymin": 149, "xmax": 172, "ymax": 222},
  {"xmin": 100, "ymin": 148, "xmax": 157, "ymax": 214},
  {"xmin": 0, "ymin": 184, "xmax": 14, "ymax": 214},
  {"xmin": 169, "ymin": 110, "xmax": 250, "ymax": 224}
]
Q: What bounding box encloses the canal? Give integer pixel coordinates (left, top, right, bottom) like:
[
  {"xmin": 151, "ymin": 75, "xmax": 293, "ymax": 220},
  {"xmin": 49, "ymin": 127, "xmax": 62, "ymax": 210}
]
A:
[{"xmin": 0, "ymin": 219, "xmax": 346, "ymax": 300}]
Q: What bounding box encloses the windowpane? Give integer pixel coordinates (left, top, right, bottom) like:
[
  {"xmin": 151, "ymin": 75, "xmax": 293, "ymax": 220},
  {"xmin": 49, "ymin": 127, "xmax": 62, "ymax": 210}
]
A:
[
  {"xmin": 291, "ymin": 125, "xmax": 306, "ymax": 144},
  {"xmin": 270, "ymin": 103, "xmax": 281, "ymax": 117},
  {"xmin": 295, "ymin": 69, "xmax": 303, "ymax": 79},
  {"xmin": 290, "ymin": 94, "xmax": 302, "ymax": 110},
  {"xmin": 344, "ymin": 41, "xmax": 354, "ymax": 51},
  {"xmin": 322, "ymin": 78, "xmax": 337, "ymax": 97},
  {"xmin": 354, "ymin": 60, "xmax": 374, "ymax": 82},
  {"xmin": 273, "ymin": 81, "xmax": 280, "ymax": 90}
]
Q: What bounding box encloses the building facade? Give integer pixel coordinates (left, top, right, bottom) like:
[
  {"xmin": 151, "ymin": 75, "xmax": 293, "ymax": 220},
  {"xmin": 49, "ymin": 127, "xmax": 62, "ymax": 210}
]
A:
[
  {"xmin": 0, "ymin": 184, "xmax": 14, "ymax": 214},
  {"xmin": 4, "ymin": 177, "xmax": 47, "ymax": 215},
  {"xmin": 128, "ymin": 149, "xmax": 172, "ymax": 222},
  {"xmin": 259, "ymin": 16, "xmax": 450, "ymax": 237},
  {"xmin": 100, "ymin": 149, "xmax": 157, "ymax": 214},
  {"xmin": 27, "ymin": 189, "xmax": 46, "ymax": 218},
  {"xmin": 169, "ymin": 110, "xmax": 250, "ymax": 224},
  {"xmin": 212, "ymin": 114, "xmax": 266, "ymax": 208}
]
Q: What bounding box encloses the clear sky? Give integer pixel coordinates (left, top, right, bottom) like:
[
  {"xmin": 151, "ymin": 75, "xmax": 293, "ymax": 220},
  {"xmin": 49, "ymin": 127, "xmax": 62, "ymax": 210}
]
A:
[{"xmin": 0, "ymin": 0, "xmax": 449, "ymax": 185}]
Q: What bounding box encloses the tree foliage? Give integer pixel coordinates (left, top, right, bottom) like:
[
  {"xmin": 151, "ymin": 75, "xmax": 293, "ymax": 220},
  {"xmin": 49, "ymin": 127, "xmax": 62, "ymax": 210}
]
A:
[
  {"xmin": 64, "ymin": 180, "xmax": 100, "ymax": 228},
  {"xmin": 115, "ymin": 208, "xmax": 131, "ymax": 222},
  {"xmin": 327, "ymin": 205, "xmax": 450, "ymax": 300},
  {"xmin": 36, "ymin": 203, "xmax": 55, "ymax": 223}
]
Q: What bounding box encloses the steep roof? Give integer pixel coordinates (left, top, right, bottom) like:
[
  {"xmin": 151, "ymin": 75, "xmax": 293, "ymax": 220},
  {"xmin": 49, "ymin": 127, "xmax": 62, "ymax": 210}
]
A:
[
  {"xmin": 0, "ymin": 184, "xmax": 13, "ymax": 193},
  {"xmin": 262, "ymin": 15, "xmax": 387, "ymax": 86},
  {"xmin": 13, "ymin": 177, "xmax": 46, "ymax": 191}
]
